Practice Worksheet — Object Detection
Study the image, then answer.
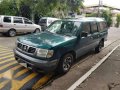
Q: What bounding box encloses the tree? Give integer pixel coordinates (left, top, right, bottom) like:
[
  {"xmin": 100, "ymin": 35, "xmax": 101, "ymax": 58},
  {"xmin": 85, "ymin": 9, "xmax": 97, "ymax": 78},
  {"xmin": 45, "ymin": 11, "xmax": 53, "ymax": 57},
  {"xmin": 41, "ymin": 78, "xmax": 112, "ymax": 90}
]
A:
[
  {"xmin": 68, "ymin": 0, "xmax": 84, "ymax": 14},
  {"xmin": 101, "ymin": 10, "xmax": 112, "ymax": 27},
  {"xmin": 116, "ymin": 14, "xmax": 120, "ymax": 27},
  {"xmin": 0, "ymin": 0, "xmax": 84, "ymax": 21},
  {"xmin": 0, "ymin": 0, "xmax": 16, "ymax": 15}
]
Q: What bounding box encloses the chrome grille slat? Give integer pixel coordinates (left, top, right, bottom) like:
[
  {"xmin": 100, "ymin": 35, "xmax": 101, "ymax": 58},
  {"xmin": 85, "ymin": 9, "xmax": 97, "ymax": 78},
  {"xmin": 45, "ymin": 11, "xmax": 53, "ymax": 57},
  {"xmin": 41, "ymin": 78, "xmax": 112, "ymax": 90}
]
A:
[{"xmin": 17, "ymin": 42, "xmax": 36, "ymax": 54}]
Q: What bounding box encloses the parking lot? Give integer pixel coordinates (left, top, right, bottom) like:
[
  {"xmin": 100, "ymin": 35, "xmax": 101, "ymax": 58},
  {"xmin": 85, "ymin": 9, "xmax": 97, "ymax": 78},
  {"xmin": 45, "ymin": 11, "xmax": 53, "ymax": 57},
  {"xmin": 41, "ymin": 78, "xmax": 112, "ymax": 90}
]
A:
[{"xmin": 0, "ymin": 27, "xmax": 120, "ymax": 90}]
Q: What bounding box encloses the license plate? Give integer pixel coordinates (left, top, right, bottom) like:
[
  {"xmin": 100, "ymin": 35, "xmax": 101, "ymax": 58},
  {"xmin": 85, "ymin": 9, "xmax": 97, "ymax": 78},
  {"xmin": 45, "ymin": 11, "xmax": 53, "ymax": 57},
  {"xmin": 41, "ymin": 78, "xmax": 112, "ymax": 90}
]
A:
[{"xmin": 20, "ymin": 63, "xmax": 27, "ymax": 68}]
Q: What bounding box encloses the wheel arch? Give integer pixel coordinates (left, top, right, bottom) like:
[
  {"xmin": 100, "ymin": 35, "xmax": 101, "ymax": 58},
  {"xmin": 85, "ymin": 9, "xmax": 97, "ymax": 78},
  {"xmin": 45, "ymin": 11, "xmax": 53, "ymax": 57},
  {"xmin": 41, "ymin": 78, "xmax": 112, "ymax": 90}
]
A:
[
  {"xmin": 60, "ymin": 50, "xmax": 76, "ymax": 61},
  {"xmin": 8, "ymin": 28, "xmax": 16, "ymax": 32}
]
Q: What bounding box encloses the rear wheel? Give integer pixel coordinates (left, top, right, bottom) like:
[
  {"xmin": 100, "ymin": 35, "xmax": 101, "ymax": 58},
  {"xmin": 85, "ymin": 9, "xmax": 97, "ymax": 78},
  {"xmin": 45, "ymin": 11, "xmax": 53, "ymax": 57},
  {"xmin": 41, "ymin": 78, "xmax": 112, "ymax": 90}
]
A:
[
  {"xmin": 56, "ymin": 53, "xmax": 74, "ymax": 74},
  {"xmin": 7, "ymin": 29, "xmax": 16, "ymax": 37},
  {"xmin": 95, "ymin": 40, "xmax": 104, "ymax": 53}
]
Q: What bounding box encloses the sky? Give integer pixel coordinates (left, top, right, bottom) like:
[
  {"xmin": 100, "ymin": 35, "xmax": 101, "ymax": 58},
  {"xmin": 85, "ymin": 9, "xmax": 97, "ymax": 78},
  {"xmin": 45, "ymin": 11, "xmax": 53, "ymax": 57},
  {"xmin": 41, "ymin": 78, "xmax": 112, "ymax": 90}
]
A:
[{"xmin": 84, "ymin": 0, "xmax": 120, "ymax": 9}]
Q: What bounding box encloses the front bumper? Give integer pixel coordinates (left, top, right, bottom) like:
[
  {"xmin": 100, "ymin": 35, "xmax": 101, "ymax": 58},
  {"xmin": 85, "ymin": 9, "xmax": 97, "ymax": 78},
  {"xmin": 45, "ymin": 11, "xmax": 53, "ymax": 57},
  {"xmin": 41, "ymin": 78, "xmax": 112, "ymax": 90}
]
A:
[{"xmin": 14, "ymin": 49, "xmax": 59, "ymax": 73}]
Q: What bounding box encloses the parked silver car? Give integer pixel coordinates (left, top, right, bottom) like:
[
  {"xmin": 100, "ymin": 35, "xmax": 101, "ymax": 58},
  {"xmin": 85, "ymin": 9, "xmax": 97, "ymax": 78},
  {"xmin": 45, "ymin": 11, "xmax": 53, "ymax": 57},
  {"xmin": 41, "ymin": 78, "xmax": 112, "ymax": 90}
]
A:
[
  {"xmin": 39, "ymin": 17, "xmax": 60, "ymax": 30},
  {"xmin": 0, "ymin": 15, "xmax": 41, "ymax": 36}
]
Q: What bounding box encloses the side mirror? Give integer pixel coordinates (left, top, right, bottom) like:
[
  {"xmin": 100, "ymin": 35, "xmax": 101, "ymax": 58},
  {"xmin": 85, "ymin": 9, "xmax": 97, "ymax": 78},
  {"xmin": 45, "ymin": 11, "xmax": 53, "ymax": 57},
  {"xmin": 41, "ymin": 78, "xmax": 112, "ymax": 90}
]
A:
[{"xmin": 81, "ymin": 32, "xmax": 88, "ymax": 37}]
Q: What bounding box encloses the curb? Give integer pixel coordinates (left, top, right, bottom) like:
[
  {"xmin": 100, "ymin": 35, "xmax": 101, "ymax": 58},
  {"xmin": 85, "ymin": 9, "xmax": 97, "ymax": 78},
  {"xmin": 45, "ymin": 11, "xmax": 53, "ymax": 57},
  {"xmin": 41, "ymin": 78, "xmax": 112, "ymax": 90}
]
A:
[{"xmin": 68, "ymin": 44, "xmax": 120, "ymax": 90}]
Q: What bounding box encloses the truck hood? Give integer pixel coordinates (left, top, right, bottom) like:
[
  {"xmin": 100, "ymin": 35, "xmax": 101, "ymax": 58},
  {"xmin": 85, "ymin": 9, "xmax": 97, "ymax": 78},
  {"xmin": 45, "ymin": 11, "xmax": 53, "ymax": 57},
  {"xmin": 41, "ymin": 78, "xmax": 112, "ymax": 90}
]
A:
[{"xmin": 18, "ymin": 31, "xmax": 77, "ymax": 49}]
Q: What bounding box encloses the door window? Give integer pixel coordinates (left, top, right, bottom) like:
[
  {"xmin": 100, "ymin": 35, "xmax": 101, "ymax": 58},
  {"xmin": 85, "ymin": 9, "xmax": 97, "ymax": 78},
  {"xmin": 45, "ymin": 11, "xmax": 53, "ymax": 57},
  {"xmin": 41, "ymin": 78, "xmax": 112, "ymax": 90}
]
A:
[
  {"xmin": 90, "ymin": 22, "xmax": 98, "ymax": 33},
  {"xmin": 99, "ymin": 22, "xmax": 107, "ymax": 31},
  {"xmin": 81, "ymin": 22, "xmax": 91, "ymax": 33},
  {"xmin": 13, "ymin": 17, "xmax": 23, "ymax": 24},
  {"xmin": 81, "ymin": 22, "xmax": 91, "ymax": 37},
  {"xmin": 3, "ymin": 17, "xmax": 11, "ymax": 23},
  {"xmin": 24, "ymin": 18, "xmax": 32, "ymax": 24}
]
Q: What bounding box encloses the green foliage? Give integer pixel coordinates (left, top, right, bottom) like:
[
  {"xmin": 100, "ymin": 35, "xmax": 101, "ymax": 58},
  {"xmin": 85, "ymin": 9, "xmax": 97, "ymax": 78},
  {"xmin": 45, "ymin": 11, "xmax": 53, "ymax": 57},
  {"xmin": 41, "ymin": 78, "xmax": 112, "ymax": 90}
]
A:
[
  {"xmin": 0, "ymin": 0, "xmax": 84, "ymax": 21},
  {"xmin": 86, "ymin": 13, "xmax": 97, "ymax": 17},
  {"xmin": 101, "ymin": 10, "xmax": 112, "ymax": 27},
  {"xmin": 116, "ymin": 14, "xmax": 120, "ymax": 27}
]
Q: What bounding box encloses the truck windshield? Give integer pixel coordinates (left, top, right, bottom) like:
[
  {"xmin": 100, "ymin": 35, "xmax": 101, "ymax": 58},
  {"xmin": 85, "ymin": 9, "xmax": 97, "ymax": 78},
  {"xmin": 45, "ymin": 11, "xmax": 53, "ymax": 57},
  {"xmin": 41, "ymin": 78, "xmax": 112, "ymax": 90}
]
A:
[{"xmin": 46, "ymin": 20, "xmax": 81, "ymax": 36}]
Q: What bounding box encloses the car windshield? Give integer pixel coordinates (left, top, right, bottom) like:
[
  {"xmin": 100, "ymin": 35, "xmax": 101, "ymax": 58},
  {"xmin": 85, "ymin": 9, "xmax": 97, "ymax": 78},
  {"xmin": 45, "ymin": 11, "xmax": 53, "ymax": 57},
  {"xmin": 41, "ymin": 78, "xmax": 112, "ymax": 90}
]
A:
[
  {"xmin": 46, "ymin": 20, "xmax": 81, "ymax": 36},
  {"xmin": 39, "ymin": 19, "xmax": 47, "ymax": 23}
]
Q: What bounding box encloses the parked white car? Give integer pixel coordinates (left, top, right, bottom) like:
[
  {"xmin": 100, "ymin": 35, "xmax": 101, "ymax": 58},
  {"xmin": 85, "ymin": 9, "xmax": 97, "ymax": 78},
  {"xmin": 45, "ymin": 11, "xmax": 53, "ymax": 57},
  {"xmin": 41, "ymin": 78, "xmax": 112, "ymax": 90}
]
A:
[
  {"xmin": 0, "ymin": 15, "xmax": 41, "ymax": 36},
  {"xmin": 39, "ymin": 17, "xmax": 60, "ymax": 30}
]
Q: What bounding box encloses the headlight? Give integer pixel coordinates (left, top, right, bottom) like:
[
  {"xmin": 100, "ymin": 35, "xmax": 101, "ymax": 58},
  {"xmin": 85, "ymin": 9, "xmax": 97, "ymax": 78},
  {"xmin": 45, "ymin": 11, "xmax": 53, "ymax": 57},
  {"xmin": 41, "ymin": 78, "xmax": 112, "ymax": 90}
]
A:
[{"xmin": 36, "ymin": 48, "xmax": 54, "ymax": 58}]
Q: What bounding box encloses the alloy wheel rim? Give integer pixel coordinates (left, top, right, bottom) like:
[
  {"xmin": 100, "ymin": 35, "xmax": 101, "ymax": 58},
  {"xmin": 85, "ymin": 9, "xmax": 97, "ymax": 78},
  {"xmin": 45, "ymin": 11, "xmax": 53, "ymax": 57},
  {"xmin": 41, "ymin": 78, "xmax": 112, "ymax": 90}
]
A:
[
  {"xmin": 99, "ymin": 41, "xmax": 103, "ymax": 50},
  {"xmin": 63, "ymin": 56, "xmax": 72, "ymax": 71},
  {"xmin": 10, "ymin": 31, "xmax": 15, "ymax": 36}
]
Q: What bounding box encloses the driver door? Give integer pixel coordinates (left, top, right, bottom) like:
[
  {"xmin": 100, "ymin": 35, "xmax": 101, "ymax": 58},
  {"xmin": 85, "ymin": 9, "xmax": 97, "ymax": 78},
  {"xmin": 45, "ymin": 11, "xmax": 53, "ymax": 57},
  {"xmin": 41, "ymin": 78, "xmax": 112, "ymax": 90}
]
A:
[{"xmin": 76, "ymin": 22, "xmax": 94, "ymax": 57}]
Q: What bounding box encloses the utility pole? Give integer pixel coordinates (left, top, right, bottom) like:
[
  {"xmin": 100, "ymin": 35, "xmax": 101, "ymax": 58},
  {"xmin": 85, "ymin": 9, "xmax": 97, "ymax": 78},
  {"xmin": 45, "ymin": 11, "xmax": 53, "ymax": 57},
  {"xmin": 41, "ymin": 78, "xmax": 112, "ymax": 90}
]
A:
[{"xmin": 98, "ymin": 0, "xmax": 101, "ymax": 17}]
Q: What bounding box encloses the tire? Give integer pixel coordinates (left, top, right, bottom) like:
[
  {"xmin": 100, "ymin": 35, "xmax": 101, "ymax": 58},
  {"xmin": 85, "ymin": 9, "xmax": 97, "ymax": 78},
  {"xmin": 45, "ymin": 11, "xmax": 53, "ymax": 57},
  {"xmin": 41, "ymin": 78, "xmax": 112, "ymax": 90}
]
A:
[
  {"xmin": 34, "ymin": 29, "xmax": 40, "ymax": 33},
  {"xmin": 95, "ymin": 40, "xmax": 104, "ymax": 53},
  {"xmin": 56, "ymin": 53, "xmax": 74, "ymax": 74},
  {"xmin": 7, "ymin": 29, "xmax": 16, "ymax": 37}
]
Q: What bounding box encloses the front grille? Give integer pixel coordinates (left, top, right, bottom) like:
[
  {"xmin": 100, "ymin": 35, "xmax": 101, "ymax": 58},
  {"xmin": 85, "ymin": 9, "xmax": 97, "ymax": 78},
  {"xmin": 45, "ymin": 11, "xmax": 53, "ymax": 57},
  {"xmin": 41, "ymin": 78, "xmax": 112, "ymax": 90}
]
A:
[{"xmin": 17, "ymin": 42, "xmax": 36, "ymax": 54}]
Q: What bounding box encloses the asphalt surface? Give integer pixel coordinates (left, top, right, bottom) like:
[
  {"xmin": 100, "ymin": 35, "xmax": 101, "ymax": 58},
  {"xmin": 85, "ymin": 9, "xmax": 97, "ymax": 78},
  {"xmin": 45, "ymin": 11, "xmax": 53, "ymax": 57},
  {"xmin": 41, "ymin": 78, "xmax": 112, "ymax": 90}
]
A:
[
  {"xmin": 75, "ymin": 46, "xmax": 120, "ymax": 90},
  {"xmin": 0, "ymin": 27, "xmax": 120, "ymax": 90}
]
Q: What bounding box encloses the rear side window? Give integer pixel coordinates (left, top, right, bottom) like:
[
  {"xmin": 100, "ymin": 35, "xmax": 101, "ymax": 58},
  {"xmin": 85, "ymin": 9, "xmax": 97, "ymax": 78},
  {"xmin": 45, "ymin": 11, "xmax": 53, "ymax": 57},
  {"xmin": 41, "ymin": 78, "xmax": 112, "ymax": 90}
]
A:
[
  {"xmin": 13, "ymin": 17, "xmax": 23, "ymax": 23},
  {"xmin": 90, "ymin": 22, "xmax": 98, "ymax": 33},
  {"xmin": 99, "ymin": 22, "xmax": 107, "ymax": 31},
  {"xmin": 3, "ymin": 17, "xmax": 11, "ymax": 23},
  {"xmin": 82, "ymin": 22, "xmax": 91, "ymax": 34},
  {"xmin": 24, "ymin": 18, "xmax": 32, "ymax": 24}
]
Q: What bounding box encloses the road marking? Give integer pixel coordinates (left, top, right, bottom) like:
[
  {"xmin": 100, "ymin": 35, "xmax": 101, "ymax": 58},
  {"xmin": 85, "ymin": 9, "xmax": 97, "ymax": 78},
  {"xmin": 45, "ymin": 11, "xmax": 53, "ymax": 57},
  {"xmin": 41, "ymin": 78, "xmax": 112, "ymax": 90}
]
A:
[
  {"xmin": 68, "ymin": 44, "xmax": 120, "ymax": 90},
  {"xmin": 0, "ymin": 46, "xmax": 53, "ymax": 89},
  {"xmin": 0, "ymin": 52, "xmax": 13, "ymax": 57},
  {"xmin": 0, "ymin": 46, "xmax": 10, "ymax": 49},
  {"xmin": 11, "ymin": 73, "xmax": 37, "ymax": 90},
  {"xmin": 0, "ymin": 50, "xmax": 13, "ymax": 53},
  {"xmin": 0, "ymin": 54, "xmax": 14, "ymax": 61},
  {"xmin": 11, "ymin": 65, "xmax": 22, "ymax": 71},
  {"xmin": 14, "ymin": 69, "xmax": 29, "ymax": 78},
  {"xmin": 0, "ymin": 65, "xmax": 22, "ymax": 78},
  {"xmin": 0, "ymin": 80, "xmax": 9, "ymax": 89},
  {"xmin": 0, "ymin": 58, "xmax": 14, "ymax": 64},
  {"xmin": 0, "ymin": 61, "xmax": 17, "ymax": 71},
  {"xmin": 32, "ymin": 74, "xmax": 53, "ymax": 89},
  {"xmin": 0, "ymin": 48, "xmax": 12, "ymax": 52}
]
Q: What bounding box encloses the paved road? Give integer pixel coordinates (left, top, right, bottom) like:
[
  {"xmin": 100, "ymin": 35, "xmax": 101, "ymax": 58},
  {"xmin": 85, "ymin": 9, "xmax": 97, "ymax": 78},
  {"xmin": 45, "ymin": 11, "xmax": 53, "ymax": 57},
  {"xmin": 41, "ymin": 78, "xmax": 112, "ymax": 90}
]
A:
[
  {"xmin": 0, "ymin": 27, "xmax": 120, "ymax": 90},
  {"xmin": 0, "ymin": 46, "xmax": 52, "ymax": 90},
  {"xmin": 75, "ymin": 46, "xmax": 120, "ymax": 90}
]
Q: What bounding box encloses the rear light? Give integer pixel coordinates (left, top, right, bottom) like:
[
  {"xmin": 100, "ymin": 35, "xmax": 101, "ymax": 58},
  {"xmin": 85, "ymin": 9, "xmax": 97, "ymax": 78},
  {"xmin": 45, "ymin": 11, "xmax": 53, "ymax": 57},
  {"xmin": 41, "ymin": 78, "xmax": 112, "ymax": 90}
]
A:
[{"xmin": 0, "ymin": 24, "xmax": 3, "ymax": 27}]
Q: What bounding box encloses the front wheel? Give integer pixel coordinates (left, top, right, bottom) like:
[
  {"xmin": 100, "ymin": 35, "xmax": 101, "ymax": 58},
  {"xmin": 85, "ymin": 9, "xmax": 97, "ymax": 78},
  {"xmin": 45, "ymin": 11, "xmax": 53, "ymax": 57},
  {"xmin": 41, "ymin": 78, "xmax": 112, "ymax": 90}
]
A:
[
  {"xmin": 34, "ymin": 29, "xmax": 40, "ymax": 33},
  {"xmin": 95, "ymin": 40, "xmax": 104, "ymax": 53},
  {"xmin": 56, "ymin": 53, "xmax": 74, "ymax": 74}
]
